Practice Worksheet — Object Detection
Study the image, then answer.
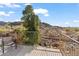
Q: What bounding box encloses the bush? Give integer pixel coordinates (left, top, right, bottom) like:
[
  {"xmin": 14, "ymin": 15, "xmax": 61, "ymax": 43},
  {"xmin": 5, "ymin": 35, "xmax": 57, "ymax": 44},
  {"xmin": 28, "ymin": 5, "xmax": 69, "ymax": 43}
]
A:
[
  {"xmin": 23, "ymin": 31, "xmax": 40, "ymax": 45},
  {"xmin": 52, "ymin": 43, "xmax": 59, "ymax": 47},
  {"xmin": 0, "ymin": 28, "xmax": 6, "ymax": 33},
  {"xmin": 13, "ymin": 27, "xmax": 25, "ymax": 44}
]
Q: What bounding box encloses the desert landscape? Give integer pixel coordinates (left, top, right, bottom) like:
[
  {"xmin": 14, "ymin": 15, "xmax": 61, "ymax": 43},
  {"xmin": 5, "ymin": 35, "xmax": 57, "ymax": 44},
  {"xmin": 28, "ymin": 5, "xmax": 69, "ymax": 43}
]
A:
[{"xmin": 0, "ymin": 3, "xmax": 79, "ymax": 56}]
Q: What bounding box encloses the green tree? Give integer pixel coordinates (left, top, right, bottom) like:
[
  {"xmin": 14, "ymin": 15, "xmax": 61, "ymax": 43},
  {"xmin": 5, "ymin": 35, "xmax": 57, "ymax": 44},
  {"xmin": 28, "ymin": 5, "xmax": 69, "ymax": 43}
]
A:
[{"xmin": 21, "ymin": 5, "xmax": 40, "ymax": 45}]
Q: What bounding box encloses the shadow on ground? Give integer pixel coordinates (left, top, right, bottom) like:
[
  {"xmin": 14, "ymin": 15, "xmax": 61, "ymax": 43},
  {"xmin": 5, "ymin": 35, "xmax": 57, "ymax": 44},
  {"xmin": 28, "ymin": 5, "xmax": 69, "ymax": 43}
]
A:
[{"xmin": 1, "ymin": 45, "xmax": 34, "ymax": 56}]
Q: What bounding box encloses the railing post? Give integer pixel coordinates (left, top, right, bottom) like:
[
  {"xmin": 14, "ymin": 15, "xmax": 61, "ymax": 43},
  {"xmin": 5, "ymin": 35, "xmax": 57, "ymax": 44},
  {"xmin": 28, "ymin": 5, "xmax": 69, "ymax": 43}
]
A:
[
  {"xmin": 15, "ymin": 39, "xmax": 17, "ymax": 49},
  {"xmin": 2, "ymin": 37, "xmax": 4, "ymax": 54}
]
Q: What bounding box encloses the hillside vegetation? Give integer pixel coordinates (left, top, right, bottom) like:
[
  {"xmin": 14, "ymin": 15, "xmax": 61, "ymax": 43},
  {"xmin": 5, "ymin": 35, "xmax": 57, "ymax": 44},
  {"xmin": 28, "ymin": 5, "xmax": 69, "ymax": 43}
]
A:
[{"xmin": 0, "ymin": 21, "xmax": 79, "ymax": 48}]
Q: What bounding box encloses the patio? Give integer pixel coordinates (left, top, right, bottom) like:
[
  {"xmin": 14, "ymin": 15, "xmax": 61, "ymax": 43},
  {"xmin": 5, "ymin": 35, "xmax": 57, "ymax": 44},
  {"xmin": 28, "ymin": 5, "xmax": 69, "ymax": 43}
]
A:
[{"xmin": 0, "ymin": 45, "xmax": 62, "ymax": 56}]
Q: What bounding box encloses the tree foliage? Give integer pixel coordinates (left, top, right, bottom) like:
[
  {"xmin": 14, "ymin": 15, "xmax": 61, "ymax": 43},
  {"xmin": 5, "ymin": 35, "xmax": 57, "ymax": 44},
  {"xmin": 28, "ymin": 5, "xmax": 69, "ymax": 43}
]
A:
[{"xmin": 21, "ymin": 5, "xmax": 40, "ymax": 45}]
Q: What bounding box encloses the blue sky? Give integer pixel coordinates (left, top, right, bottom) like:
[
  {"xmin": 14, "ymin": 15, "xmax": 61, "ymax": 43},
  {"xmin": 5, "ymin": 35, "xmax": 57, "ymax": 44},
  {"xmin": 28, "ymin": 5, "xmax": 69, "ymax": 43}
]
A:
[{"xmin": 0, "ymin": 3, "xmax": 79, "ymax": 27}]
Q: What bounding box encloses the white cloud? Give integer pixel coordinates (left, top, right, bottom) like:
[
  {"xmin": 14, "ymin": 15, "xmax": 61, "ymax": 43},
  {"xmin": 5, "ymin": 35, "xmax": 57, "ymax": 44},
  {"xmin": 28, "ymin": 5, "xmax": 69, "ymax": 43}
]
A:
[
  {"xmin": 24, "ymin": 3, "xmax": 31, "ymax": 5},
  {"xmin": 34, "ymin": 8, "xmax": 49, "ymax": 16},
  {"xmin": 0, "ymin": 18, "xmax": 2, "ymax": 20},
  {"xmin": 8, "ymin": 11, "xmax": 15, "ymax": 14},
  {"xmin": 44, "ymin": 14, "xmax": 49, "ymax": 16},
  {"xmin": 64, "ymin": 20, "xmax": 79, "ymax": 27},
  {"xmin": 8, "ymin": 19, "xmax": 20, "ymax": 22},
  {"xmin": 0, "ymin": 3, "xmax": 21, "ymax": 8},
  {"xmin": 65, "ymin": 20, "xmax": 79, "ymax": 25},
  {"xmin": 73, "ymin": 20, "xmax": 79, "ymax": 23},
  {"xmin": 15, "ymin": 19, "xmax": 20, "ymax": 21},
  {"xmin": 0, "ymin": 12, "xmax": 10, "ymax": 16},
  {"xmin": 12, "ymin": 4, "xmax": 21, "ymax": 7},
  {"xmin": 65, "ymin": 22, "xmax": 69, "ymax": 25},
  {"xmin": 0, "ymin": 11, "xmax": 15, "ymax": 16},
  {"xmin": 0, "ymin": 5, "xmax": 4, "ymax": 8}
]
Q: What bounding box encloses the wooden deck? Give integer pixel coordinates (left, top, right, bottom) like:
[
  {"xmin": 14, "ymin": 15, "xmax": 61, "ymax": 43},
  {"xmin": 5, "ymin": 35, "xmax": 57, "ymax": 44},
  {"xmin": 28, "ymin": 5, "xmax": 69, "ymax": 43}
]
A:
[{"xmin": 0, "ymin": 45, "xmax": 62, "ymax": 56}]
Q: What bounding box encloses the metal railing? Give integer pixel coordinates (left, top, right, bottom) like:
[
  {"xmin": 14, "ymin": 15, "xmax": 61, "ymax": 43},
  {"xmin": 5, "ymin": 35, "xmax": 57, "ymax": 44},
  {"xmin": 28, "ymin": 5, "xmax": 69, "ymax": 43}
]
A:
[{"xmin": 58, "ymin": 29, "xmax": 79, "ymax": 56}]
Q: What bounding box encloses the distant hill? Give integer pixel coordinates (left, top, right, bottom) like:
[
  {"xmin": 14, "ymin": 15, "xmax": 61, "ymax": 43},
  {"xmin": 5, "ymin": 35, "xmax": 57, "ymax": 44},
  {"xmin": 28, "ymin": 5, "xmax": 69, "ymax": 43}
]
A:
[
  {"xmin": 0, "ymin": 21, "xmax": 62, "ymax": 28},
  {"xmin": 0, "ymin": 21, "xmax": 21, "ymax": 26},
  {"xmin": 0, "ymin": 21, "xmax": 7, "ymax": 26}
]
